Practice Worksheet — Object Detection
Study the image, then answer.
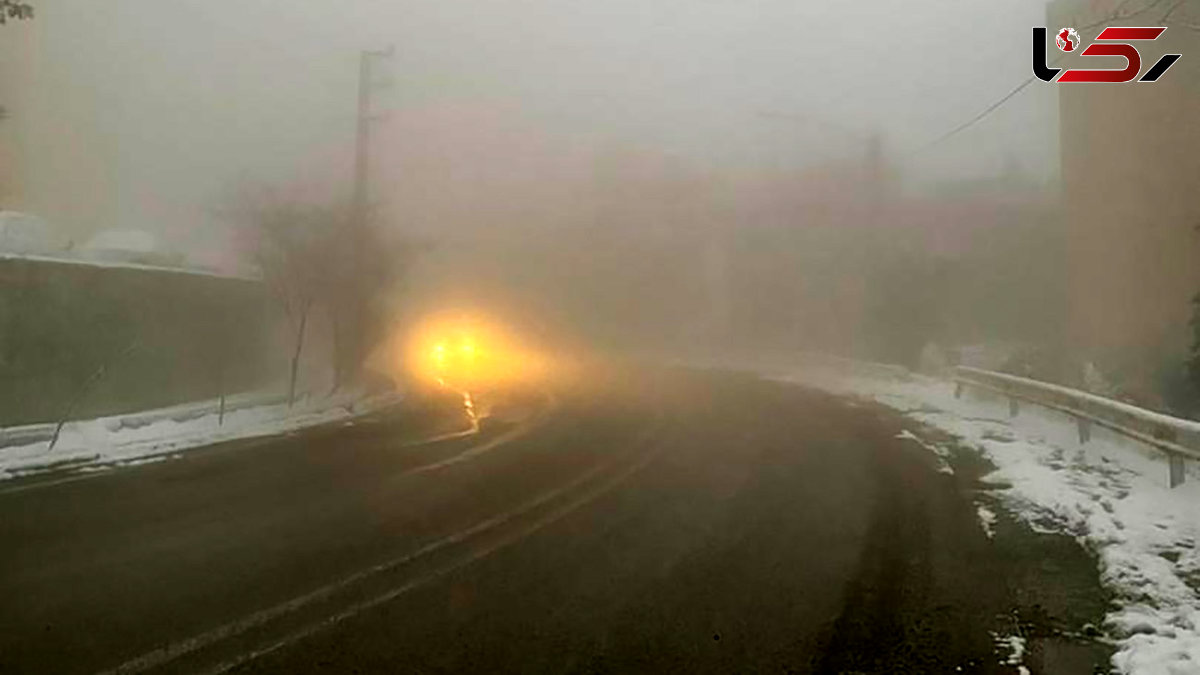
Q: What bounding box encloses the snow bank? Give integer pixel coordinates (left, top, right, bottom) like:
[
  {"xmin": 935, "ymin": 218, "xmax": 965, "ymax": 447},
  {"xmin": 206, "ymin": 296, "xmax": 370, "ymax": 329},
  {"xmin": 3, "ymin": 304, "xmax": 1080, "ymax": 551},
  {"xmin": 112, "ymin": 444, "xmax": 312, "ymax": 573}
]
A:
[
  {"xmin": 766, "ymin": 363, "xmax": 1200, "ymax": 675},
  {"xmin": 0, "ymin": 389, "xmax": 404, "ymax": 482},
  {"xmin": 0, "ymin": 211, "xmax": 58, "ymax": 255}
]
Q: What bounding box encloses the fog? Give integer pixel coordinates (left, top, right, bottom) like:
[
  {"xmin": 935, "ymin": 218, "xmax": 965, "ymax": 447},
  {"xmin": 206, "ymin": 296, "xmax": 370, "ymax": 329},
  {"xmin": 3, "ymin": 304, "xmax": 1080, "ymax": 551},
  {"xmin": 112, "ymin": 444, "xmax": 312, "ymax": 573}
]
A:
[
  {"xmin": 2, "ymin": 0, "xmax": 1055, "ymax": 228},
  {"xmin": 8, "ymin": 0, "xmax": 1194, "ymax": 412},
  {"xmin": 12, "ymin": 6, "xmax": 1200, "ymax": 670}
]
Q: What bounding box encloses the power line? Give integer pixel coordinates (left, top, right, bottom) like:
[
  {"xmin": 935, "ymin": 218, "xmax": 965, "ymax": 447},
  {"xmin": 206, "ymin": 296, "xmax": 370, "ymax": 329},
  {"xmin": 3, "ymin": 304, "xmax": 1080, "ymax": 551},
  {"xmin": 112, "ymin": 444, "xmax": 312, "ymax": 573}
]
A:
[
  {"xmin": 907, "ymin": 0, "xmax": 1176, "ymax": 157},
  {"xmin": 907, "ymin": 76, "xmax": 1038, "ymax": 156}
]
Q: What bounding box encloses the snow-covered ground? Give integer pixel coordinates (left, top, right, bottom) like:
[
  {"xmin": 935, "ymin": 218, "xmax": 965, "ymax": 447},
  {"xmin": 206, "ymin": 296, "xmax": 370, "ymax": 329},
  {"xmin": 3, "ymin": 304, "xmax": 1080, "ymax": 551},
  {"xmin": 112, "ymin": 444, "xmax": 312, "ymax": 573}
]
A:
[
  {"xmin": 763, "ymin": 362, "xmax": 1200, "ymax": 675},
  {"xmin": 0, "ymin": 389, "xmax": 404, "ymax": 482}
]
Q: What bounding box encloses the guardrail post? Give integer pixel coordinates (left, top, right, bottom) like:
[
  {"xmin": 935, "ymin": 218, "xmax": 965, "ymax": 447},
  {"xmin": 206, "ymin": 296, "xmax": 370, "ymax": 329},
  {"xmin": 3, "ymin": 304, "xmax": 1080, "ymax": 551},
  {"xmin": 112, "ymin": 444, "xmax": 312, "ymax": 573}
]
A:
[
  {"xmin": 1169, "ymin": 454, "xmax": 1186, "ymax": 488},
  {"xmin": 954, "ymin": 366, "xmax": 1200, "ymax": 488}
]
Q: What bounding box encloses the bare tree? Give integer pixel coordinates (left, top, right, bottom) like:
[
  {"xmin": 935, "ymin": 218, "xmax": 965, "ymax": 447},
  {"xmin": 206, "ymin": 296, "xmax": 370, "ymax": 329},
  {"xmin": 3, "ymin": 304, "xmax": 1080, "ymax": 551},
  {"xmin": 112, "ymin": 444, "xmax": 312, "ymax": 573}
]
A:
[
  {"xmin": 222, "ymin": 187, "xmax": 337, "ymax": 406},
  {"xmin": 315, "ymin": 212, "xmax": 419, "ymax": 394},
  {"xmin": 218, "ymin": 182, "xmax": 418, "ymax": 399},
  {"xmin": 315, "ymin": 226, "xmax": 355, "ymax": 394},
  {"xmin": 0, "ymin": 1, "xmax": 32, "ymax": 24},
  {"xmin": 263, "ymin": 206, "xmax": 337, "ymax": 406}
]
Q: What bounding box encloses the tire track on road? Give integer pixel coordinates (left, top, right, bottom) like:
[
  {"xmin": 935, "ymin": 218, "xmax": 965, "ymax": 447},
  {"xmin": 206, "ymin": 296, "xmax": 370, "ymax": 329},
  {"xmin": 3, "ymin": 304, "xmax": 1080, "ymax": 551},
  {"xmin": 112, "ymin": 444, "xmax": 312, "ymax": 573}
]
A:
[{"xmin": 96, "ymin": 402, "xmax": 666, "ymax": 675}]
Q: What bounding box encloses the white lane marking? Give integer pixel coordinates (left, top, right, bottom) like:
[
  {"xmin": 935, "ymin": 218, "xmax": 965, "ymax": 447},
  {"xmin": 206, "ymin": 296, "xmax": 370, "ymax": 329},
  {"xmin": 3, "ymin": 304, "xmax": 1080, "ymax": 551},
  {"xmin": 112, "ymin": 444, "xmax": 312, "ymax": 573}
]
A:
[
  {"xmin": 401, "ymin": 422, "xmax": 537, "ymax": 476},
  {"xmin": 393, "ymin": 389, "xmax": 560, "ymax": 471},
  {"xmin": 396, "ymin": 426, "xmax": 478, "ymax": 448},
  {"xmin": 95, "ymin": 437, "xmax": 551, "ymax": 674},
  {"xmin": 202, "ymin": 426, "xmax": 668, "ymax": 675},
  {"xmin": 392, "ymin": 392, "xmax": 558, "ymax": 477},
  {"xmin": 96, "ymin": 453, "xmax": 598, "ymax": 675},
  {"xmin": 0, "ymin": 424, "xmax": 477, "ymax": 498},
  {"xmin": 0, "ymin": 407, "xmax": 416, "ymax": 497},
  {"xmin": 1, "ymin": 393, "xmax": 554, "ymax": 498},
  {"xmin": 0, "ymin": 470, "xmax": 116, "ymax": 496},
  {"xmin": 97, "ymin": 409, "xmax": 649, "ymax": 675}
]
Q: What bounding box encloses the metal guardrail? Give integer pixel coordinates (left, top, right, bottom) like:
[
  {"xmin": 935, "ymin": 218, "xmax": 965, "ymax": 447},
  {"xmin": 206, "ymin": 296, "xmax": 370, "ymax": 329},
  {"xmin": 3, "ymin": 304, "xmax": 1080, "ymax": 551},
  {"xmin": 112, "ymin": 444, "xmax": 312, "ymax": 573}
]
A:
[{"xmin": 954, "ymin": 366, "xmax": 1200, "ymax": 488}]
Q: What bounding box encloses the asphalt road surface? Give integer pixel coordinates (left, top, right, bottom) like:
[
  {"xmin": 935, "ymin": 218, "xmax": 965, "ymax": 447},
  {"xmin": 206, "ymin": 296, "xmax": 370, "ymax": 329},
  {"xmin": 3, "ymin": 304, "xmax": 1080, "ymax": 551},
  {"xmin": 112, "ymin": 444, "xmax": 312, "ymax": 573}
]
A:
[{"xmin": 0, "ymin": 367, "xmax": 1111, "ymax": 674}]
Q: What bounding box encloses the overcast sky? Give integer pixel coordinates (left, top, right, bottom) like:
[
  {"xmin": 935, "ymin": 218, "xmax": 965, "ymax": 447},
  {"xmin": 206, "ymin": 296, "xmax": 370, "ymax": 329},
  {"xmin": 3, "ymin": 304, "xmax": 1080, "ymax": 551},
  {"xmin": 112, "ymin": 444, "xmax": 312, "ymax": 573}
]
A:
[{"xmin": 1, "ymin": 0, "xmax": 1058, "ymax": 243}]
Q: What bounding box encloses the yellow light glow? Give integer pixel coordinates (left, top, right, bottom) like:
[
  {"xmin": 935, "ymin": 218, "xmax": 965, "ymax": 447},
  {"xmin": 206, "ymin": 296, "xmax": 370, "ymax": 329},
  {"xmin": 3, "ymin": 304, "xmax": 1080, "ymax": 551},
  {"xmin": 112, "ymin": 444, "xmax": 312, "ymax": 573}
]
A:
[{"xmin": 390, "ymin": 312, "xmax": 546, "ymax": 391}]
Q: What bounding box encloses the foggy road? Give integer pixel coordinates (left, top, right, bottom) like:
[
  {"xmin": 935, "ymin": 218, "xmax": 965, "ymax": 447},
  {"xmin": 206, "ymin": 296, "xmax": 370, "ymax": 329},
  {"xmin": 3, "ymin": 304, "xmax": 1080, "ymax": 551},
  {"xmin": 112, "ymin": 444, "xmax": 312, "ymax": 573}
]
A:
[{"xmin": 0, "ymin": 368, "xmax": 1105, "ymax": 674}]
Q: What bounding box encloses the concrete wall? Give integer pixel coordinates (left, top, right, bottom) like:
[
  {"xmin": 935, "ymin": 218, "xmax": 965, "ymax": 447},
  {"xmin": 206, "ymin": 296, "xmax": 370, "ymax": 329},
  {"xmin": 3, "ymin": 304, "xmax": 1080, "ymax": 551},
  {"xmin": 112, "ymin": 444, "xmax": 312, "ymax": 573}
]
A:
[{"xmin": 0, "ymin": 258, "xmax": 278, "ymax": 425}]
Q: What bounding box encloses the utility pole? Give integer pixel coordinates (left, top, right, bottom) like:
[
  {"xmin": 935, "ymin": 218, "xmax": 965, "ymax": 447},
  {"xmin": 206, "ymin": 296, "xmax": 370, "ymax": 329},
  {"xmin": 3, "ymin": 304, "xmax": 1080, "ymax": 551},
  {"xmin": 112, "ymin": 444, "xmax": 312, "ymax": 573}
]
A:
[
  {"xmin": 352, "ymin": 46, "xmax": 393, "ymax": 236},
  {"xmin": 349, "ymin": 45, "xmax": 394, "ymax": 378}
]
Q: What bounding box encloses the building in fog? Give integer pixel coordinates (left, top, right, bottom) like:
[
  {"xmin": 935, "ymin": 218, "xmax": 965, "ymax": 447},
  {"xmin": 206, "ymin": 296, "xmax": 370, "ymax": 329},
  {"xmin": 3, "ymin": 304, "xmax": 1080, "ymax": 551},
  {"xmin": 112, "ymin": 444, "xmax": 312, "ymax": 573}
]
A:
[
  {"xmin": 0, "ymin": 18, "xmax": 118, "ymax": 239},
  {"xmin": 0, "ymin": 25, "xmax": 27, "ymax": 210},
  {"xmin": 1050, "ymin": 0, "xmax": 1200, "ymax": 385}
]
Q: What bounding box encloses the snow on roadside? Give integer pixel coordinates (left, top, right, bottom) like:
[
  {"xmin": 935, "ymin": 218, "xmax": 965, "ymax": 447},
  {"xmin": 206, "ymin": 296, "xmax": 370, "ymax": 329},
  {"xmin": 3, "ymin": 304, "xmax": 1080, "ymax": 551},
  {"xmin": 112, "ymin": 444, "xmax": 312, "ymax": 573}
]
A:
[
  {"xmin": 768, "ymin": 365, "xmax": 1200, "ymax": 675},
  {"xmin": 977, "ymin": 504, "xmax": 998, "ymax": 539},
  {"xmin": 896, "ymin": 429, "xmax": 955, "ymax": 475},
  {"xmin": 993, "ymin": 632, "xmax": 1030, "ymax": 674},
  {"xmin": 0, "ymin": 390, "xmax": 404, "ymax": 481}
]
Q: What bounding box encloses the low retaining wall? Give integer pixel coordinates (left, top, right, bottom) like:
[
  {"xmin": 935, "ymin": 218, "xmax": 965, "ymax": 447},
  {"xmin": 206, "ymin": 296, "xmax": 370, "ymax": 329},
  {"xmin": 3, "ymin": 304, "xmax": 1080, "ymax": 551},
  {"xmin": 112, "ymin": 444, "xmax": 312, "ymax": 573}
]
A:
[{"xmin": 0, "ymin": 256, "xmax": 279, "ymax": 425}]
